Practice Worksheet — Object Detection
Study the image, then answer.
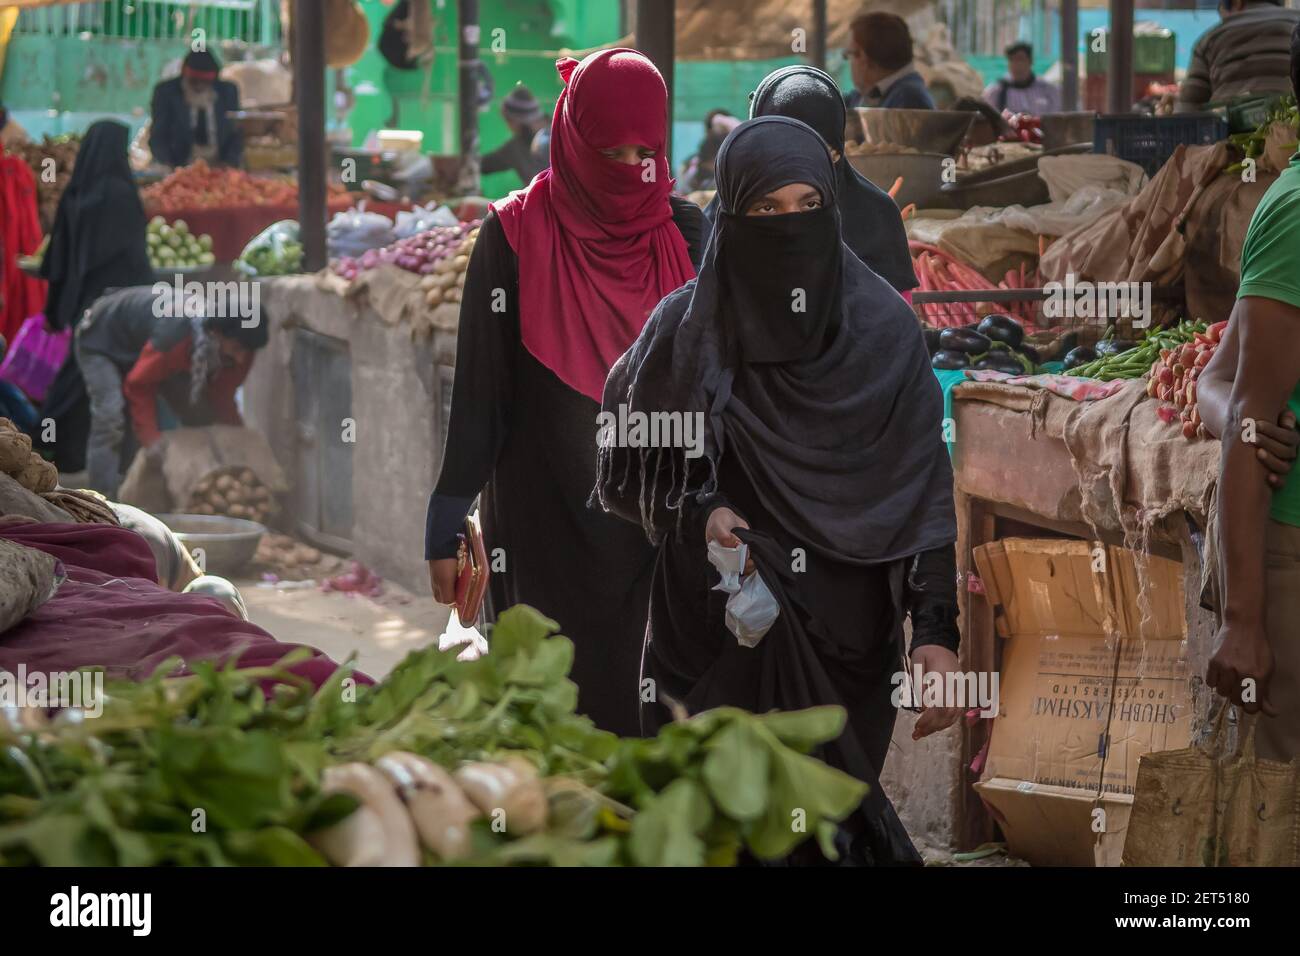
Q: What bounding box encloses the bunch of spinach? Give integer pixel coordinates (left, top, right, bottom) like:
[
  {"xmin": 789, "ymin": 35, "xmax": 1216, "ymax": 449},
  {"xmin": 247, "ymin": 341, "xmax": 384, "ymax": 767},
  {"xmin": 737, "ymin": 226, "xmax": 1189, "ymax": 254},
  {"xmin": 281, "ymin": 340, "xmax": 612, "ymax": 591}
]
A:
[{"xmin": 0, "ymin": 606, "xmax": 866, "ymax": 866}]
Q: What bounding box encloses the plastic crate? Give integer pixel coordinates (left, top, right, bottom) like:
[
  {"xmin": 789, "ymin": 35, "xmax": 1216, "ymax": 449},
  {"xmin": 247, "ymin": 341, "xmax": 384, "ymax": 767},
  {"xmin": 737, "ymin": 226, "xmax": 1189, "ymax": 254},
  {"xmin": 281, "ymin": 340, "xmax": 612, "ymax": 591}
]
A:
[{"xmin": 1092, "ymin": 113, "xmax": 1229, "ymax": 175}]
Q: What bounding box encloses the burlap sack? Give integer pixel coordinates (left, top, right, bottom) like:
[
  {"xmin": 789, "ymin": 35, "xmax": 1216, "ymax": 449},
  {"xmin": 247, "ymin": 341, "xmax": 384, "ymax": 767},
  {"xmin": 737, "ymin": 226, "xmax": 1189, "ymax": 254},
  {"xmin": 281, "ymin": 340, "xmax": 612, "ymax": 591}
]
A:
[
  {"xmin": 0, "ymin": 473, "xmax": 72, "ymax": 524},
  {"xmin": 118, "ymin": 425, "xmax": 288, "ymax": 514},
  {"xmin": 349, "ymin": 264, "xmax": 426, "ymax": 328},
  {"xmin": 1061, "ymin": 379, "xmax": 1221, "ymax": 537},
  {"xmin": 1041, "ymin": 142, "xmax": 1234, "ymax": 328},
  {"xmin": 1123, "ymin": 709, "xmax": 1300, "ymax": 866},
  {"xmin": 40, "ymin": 488, "xmax": 120, "ymax": 526},
  {"xmin": 0, "ymin": 536, "xmax": 63, "ymax": 636}
]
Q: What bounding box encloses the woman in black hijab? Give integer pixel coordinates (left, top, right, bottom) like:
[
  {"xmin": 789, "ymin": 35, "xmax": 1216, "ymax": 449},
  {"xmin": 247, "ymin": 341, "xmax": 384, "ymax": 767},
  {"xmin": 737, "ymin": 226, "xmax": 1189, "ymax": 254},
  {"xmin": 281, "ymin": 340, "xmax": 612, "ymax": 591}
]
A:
[
  {"xmin": 38, "ymin": 120, "xmax": 153, "ymax": 470},
  {"xmin": 596, "ymin": 117, "xmax": 960, "ymax": 865},
  {"xmin": 704, "ymin": 65, "xmax": 917, "ymax": 295}
]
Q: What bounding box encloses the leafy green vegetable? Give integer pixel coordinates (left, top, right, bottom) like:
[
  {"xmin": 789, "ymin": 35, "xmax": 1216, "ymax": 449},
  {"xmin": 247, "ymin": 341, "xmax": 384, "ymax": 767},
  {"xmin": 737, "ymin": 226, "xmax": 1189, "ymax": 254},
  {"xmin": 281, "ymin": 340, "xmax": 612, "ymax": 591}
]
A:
[{"xmin": 0, "ymin": 606, "xmax": 867, "ymax": 867}]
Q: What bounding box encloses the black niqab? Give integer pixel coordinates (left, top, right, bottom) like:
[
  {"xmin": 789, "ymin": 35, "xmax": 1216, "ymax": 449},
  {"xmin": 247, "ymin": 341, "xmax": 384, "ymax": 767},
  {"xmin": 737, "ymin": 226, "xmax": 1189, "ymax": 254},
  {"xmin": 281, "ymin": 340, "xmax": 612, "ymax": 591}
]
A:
[
  {"xmin": 704, "ymin": 65, "xmax": 917, "ymax": 294},
  {"xmin": 713, "ymin": 120, "xmax": 843, "ymax": 364},
  {"xmin": 38, "ymin": 120, "xmax": 152, "ymax": 471},
  {"xmin": 598, "ymin": 115, "xmax": 955, "ymax": 566},
  {"xmin": 40, "ymin": 120, "xmax": 152, "ymax": 332}
]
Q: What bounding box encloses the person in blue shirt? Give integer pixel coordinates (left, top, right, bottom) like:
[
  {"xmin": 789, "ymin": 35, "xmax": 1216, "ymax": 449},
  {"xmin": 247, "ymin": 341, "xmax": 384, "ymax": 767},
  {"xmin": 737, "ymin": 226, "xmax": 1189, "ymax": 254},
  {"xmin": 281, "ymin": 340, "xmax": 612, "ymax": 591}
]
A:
[{"xmin": 843, "ymin": 12, "xmax": 935, "ymax": 110}]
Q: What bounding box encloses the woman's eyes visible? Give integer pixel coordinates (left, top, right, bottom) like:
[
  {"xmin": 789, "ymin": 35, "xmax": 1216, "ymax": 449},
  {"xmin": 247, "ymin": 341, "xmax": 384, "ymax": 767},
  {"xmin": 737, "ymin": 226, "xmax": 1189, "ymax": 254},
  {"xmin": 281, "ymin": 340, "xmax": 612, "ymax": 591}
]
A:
[{"xmin": 804, "ymin": 198, "xmax": 823, "ymax": 209}]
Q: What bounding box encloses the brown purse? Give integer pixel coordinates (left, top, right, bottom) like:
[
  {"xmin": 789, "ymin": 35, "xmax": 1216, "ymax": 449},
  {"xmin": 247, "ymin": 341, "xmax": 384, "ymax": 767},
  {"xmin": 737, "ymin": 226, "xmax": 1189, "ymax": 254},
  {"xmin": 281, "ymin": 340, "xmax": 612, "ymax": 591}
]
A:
[{"xmin": 454, "ymin": 512, "xmax": 489, "ymax": 624}]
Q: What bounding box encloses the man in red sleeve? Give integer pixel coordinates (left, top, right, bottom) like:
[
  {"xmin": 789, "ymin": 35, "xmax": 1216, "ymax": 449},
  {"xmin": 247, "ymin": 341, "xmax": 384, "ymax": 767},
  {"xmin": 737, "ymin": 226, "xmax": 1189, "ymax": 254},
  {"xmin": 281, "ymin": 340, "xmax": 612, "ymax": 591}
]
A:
[{"xmin": 74, "ymin": 285, "xmax": 269, "ymax": 497}]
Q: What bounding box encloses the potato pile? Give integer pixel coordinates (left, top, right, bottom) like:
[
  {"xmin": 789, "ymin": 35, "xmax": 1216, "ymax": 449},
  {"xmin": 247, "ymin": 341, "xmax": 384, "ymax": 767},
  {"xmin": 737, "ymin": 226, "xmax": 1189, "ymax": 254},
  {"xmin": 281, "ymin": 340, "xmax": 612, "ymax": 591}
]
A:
[
  {"xmin": 419, "ymin": 226, "xmax": 478, "ymax": 309},
  {"xmin": 253, "ymin": 532, "xmax": 343, "ymax": 579},
  {"xmin": 0, "ymin": 418, "xmax": 57, "ymax": 494},
  {"xmin": 186, "ymin": 466, "xmax": 276, "ymax": 523}
]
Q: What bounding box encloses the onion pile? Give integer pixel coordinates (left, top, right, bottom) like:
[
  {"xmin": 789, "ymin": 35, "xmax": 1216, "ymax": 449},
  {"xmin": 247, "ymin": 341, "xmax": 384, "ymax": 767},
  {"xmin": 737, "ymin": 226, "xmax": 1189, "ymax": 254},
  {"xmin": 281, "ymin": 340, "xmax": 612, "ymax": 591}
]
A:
[
  {"xmin": 331, "ymin": 219, "xmax": 481, "ymax": 282},
  {"xmin": 420, "ymin": 226, "xmax": 478, "ymax": 307}
]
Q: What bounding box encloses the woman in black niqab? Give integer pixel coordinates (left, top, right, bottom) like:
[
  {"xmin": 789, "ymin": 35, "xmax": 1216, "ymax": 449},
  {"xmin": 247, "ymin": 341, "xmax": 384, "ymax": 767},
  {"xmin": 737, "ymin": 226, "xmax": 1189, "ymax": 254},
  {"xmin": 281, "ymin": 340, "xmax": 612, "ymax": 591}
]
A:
[
  {"xmin": 38, "ymin": 120, "xmax": 153, "ymax": 470},
  {"xmin": 596, "ymin": 117, "xmax": 959, "ymax": 865},
  {"xmin": 704, "ymin": 65, "xmax": 917, "ymax": 295}
]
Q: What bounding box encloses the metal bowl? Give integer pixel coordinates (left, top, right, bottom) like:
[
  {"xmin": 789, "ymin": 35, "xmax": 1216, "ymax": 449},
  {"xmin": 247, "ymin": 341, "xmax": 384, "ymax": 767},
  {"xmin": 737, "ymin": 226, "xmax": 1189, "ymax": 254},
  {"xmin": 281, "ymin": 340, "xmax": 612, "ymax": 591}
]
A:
[
  {"xmin": 847, "ymin": 152, "xmax": 953, "ymax": 210},
  {"xmin": 155, "ymin": 513, "xmax": 266, "ymax": 576},
  {"xmin": 855, "ymin": 108, "xmax": 975, "ymax": 155}
]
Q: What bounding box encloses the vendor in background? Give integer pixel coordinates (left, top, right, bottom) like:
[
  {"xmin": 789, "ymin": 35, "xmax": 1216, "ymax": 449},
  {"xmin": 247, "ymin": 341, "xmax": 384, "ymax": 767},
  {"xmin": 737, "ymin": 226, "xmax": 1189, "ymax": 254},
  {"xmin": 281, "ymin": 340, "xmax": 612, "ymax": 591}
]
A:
[
  {"xmin": 73, "ymin": 285, "xmax": 269, "ymax": 499},
  {"xmin": 1196, "ymin": 24, "xmax": 1300, "ymax": 762},
  {"xmin": 1177, "ymin": 0, "xmax": 1300, "ymax": 111},
  {"xmin": 481, "ymin": 85, "xmax": 551, "ymax": 186},
  {"xmin": 149, "ymin": 49, "xmax": 244, "ymax": 169},
  {"xmin": 678, "ymin": 109, "xmax": 739, "ymax": 193},
  {"xmin": 983, "ymin": 41, "xmax": 1060, "ymax": 115},
  {"xmin": 843, "ymin": 12, "xmax": 934, "ymax": 110}
]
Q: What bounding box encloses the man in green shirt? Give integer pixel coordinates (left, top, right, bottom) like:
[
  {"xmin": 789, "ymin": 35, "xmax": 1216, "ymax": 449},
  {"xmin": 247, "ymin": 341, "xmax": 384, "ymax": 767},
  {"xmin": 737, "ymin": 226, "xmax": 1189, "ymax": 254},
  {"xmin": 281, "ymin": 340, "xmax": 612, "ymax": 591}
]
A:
[{"xmin": 1197, "ymin": 23, "xmax": 1300, "ymax": 761}]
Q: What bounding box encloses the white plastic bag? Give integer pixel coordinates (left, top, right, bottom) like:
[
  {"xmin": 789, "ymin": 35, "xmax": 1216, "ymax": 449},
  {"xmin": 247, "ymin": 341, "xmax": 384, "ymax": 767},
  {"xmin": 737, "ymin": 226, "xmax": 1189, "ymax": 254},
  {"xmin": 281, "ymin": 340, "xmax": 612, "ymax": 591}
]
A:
[
  {"xmin": 438, "ymin": 608, "xmax": 489, "ymax": 661},
  {"xmin": 327, "ymin": 209, "xmax": 396, "ymax": 259},
  {"xmin": 393, "ymin": 202, "xmax": 458, "ymax": 239},
  {"xmin": 707, "ymin": 540, "xmax": 780, "ymax": 647},
  {"xmin": 724, "ymin": 571, "xmax": 780, "ymax": 648}
]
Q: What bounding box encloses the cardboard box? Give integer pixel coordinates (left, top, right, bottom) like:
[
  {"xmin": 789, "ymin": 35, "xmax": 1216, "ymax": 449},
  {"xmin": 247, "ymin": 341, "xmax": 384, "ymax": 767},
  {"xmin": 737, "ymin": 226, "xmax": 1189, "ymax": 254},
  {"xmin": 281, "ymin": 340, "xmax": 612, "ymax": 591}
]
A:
[
  {"xmin": 973, "ymin": 538, "xmax": 1184, "ymax": 642},
  {"xmin": 974, "ymin": 779, "xmax": 1133, "ymax": 867},
  {"xmin": 971, "ymin": 537, "xmax": 1191, "ymax": 865},
  {"xmin": 985, "ymin": 631, "xmax": 1190, "ymax": 794}
]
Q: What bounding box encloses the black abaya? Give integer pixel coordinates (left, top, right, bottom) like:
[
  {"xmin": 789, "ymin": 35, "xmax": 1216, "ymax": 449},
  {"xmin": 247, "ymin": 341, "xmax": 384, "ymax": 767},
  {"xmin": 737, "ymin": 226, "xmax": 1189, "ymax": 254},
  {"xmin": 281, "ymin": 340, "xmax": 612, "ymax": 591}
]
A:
[
  {"xmin": 37, "ymin": 120, "xmax": 153, "ymax": 470},
  {"xmin": 596, "ymin": 117, "xmax": 959, "ymax": 864},
  {"xmin": 425, "ymin": 196, "xmax": 706, "ymax": 738}
]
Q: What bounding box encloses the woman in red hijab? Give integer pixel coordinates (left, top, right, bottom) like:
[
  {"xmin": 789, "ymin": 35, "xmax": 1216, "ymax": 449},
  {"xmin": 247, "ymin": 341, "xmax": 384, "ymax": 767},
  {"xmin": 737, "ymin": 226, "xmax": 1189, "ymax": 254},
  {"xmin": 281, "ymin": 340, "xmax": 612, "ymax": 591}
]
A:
[{"xmin": 424, "ymin": 50, "xmax": 705, "ymax": 736}]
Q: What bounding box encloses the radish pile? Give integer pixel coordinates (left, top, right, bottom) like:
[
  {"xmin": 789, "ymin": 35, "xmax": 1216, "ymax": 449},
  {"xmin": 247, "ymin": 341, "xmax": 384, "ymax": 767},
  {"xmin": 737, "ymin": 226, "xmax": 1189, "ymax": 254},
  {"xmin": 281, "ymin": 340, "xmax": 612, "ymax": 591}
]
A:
[
  {"xmin": 1146, "ymin": 320, "xmax": 1227, "ymax": 440},
  {"xmin": 910, "ymin": 241, "xmax": 1037, "ymax": 328},
  {"xmin": 331, "ymin": 220, "xmax": 481, "ymax": 283}
]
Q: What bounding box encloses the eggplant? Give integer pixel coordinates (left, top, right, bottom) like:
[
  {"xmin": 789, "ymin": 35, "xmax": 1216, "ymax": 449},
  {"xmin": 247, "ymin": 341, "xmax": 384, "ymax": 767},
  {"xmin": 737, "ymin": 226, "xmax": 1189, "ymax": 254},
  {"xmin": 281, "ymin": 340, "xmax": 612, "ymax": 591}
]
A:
[
  {"xmin": 1062, "ymin": 345, "xmax": 1098, "ymax": 370},
  {"xmin": 939, "ymin": 327, "xmax": 991, "ymax": 355},
  {"xmin": 1018, "ymin": 344, "xmax": 1042, "ymax": 366},
  {"xmin": 923, "ymin": 327, "xmax": 942, "ymax": 356},
  {"xmin": 974, "ymin": 354, "xmax": 1026, "ymax": 374},
  {"xmin": 931, "ymin": 349, "xmax": 971, "ymax": 370},
  {"xmin": 977, "ymin": 313, "xmax": 1024, "ymax": 349},
  {"xmin": 1095, "ymin": 338, "xmax": 1137, "ymax": 358}
]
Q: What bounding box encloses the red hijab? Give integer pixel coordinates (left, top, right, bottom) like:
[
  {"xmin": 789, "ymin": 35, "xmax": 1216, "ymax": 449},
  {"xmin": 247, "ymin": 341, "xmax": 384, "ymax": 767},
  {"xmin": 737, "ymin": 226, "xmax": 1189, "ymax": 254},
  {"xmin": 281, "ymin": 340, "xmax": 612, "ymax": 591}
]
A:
[{"xmin": 491, "ymin": 49, "xmax": 695, "ymax": 402}]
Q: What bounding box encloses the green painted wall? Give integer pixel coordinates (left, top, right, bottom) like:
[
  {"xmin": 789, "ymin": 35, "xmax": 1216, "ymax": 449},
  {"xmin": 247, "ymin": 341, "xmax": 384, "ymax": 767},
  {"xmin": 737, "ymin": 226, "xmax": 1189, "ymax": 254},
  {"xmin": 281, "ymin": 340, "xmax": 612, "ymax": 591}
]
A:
[{"xmin": 346, "ymin": 0, "xmax": 622, "ymax": 199}]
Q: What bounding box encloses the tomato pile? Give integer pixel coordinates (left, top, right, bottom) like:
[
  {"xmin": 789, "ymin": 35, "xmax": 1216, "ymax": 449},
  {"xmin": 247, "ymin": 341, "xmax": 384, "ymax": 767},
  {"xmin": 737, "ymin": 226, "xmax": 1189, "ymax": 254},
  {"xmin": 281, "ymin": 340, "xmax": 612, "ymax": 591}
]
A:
[
  {"xmin": 1146, "ymin": 319, "xmax": 1228, "ymax": 440},
  {"xmin": 141, "ymin": 160, "xmax": 349, "ymax": 212}
]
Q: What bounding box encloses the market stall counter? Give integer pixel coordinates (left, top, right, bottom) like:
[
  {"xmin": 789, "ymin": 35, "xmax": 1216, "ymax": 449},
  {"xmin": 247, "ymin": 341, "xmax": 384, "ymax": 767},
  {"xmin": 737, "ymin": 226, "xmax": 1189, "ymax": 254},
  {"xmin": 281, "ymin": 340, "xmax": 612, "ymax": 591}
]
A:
[
  {"xmin": 241, "ymin": 273, "xmax": 459, "ymax": 594},
  {"xmin": 947, "ymin": 375, "xmax": 1222, "ymax": 865},
  {"xmin": 149, "ymin": 198, "xmax": 355, "ymax": 264}
]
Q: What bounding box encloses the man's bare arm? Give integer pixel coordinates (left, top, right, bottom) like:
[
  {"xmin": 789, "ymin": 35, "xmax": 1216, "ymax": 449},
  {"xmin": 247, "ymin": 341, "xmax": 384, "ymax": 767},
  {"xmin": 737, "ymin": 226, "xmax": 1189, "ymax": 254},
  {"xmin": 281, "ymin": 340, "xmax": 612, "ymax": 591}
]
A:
[
  {"xmin": 1198, "ymin": 307, "xmax": 1297, "ymax": 484},
  {"xmin": 1208, "ymin": 296, "xmax": 1300, "ymax": 711}
]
